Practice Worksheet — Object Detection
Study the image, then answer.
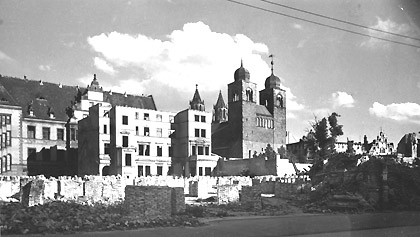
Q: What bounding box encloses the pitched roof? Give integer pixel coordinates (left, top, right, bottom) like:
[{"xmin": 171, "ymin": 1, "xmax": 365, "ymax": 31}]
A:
[
  {"xmin": 214, "ymin": 90, "xmax": 226, "ymax": 108},
  {"xmin": 0, "ymin": 76, "xmax": 79, "ymax": 121},
  {"xmin": 0, "ymin": 75, "xmax": 157, "ymax": 121},
  {"xmin": 255, "ymin": 105, "xmax": 272, "ymax": 117}
]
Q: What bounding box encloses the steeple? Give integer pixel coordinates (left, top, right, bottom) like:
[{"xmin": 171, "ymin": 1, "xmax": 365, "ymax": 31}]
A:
[
  {"xmin": 88, "ymin": 74, "xmax": 103, "ymax": 92},
  {"xmin": 213, "ymin": 90, "xmax": 228, "ymax": 123},
  {"xmin": 189, "ymin": 84, "xmax": 205, "ymax": 111},
  {"xmin": 234, "ymin": 59, "xmax": 250, "ymax": 82},
  {"xmin": 264, "ymin": 55, "xmax": 281, "ymax": 89}
]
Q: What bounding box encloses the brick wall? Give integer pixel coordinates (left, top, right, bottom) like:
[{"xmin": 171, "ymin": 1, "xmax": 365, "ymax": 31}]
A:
[{"xmin": 124, "ymin": 185, "xmax": 172, "ymax": 218}]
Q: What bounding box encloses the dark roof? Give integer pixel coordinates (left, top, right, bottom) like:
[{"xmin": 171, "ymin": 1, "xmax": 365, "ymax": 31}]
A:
[
  {"xmin": 0, "ymin": 75, "xmax": 157, "ymax": 121},
  {"xmin": 234, "ymin": 60, "xmax": 250, "ymax": 82},
  {"xmin": 214, "ymin": 90, "xmax": 226, "ymax": 109},
  {"xmin": 255, "ymin": 105, "xmax": 272, "ymax": 117},
  {"xmin": 0, "ymin": 76, "xmax": 79, "ymax": 121}
]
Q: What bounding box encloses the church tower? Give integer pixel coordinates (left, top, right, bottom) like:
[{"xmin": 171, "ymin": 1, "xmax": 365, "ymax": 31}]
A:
[
  {"xmin": 227, "ymin": 60, "xmax": 258, "ymax": 157},
  {"xmin": 259, "ymin": 56, "xmax": 287, "ymax": 146},
  {"xmin": 189, "ymin": 84, "xmax": 205, "ymax": 111},
  {"xmin": 213, "ymin": 90, "xmax": 228, "ymax": 123}
]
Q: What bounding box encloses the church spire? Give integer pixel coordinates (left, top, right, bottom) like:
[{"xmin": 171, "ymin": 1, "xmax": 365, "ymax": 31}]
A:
[
  {"xmin": 189, "ymin": 84, "xmax": 205, "ymax": 111},
  {"xmin": 213, "ymin": 90, "xmax": 228, "ymax": 123}
]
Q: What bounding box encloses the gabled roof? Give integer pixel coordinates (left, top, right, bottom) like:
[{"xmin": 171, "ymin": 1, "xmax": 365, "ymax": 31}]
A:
[
  {"xmin": 103, "ymin": 92, "xmax": 156, "ymax": 110},
  {"xmin": 255, "ymin": 104, "xmax": 273, "ymax": 117}
]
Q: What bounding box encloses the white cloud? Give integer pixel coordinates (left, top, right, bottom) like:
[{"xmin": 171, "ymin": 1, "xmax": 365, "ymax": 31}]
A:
[
  {"xmin": 369, "ymin": 102, "xmax": 420, "ymax": 123},
  {"xmin": 38, "ymin": 65, "xmax": 51, "ymax": 71},
  {"xmin": 94, "ymin": 57, "xmax": 117, "ymax": 75},
  {"xmin": 87, "ymin": 21, "xmax": 271, "ymax": 92},
  {"xmin": 361, "ymin": 17, "xmax": 412, "ymax": 48},
  {"xmin": 283, "ymin": 86, "xmax": 304, "ymax": 111},
  {"xmin": 0, "ymin": 50, "xmax": 14, "ymax": 62},
  {"xmin": 331, "ymin": 91, "xmax": 355, "ymax": 108}
]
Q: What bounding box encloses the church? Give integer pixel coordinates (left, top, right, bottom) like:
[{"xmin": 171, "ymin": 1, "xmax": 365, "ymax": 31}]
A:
[{"xmin": 212, "ymin": 59, "xmax": 287, "ymax": 159}]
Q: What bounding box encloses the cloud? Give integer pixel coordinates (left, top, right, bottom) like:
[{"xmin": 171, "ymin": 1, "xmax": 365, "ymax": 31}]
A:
[
  {"xmin": 331, "ymin": 91, "xmax": 355, "ymax": 108},
  {"xmin": 87, "ymin": 21, "xmax": 271, "ymax": 92},
  {"xmin": 369, "ymin": 102, "xmax": 420, "ymax": 123},
  {"xmin": 94, "ymin": 57, "xmax": 117, "ymax": 75},
  {"xmin": 0, "ymin": 50, "xmax": 14, "ymax": 62},
  {"xmin": 361, "ymin": 17, "xmax": 413, "ymax": 48},
  {"xmin": 38, "ymin": 65, "xmax": 51, "ymax": 71},
  {"xmin": 283, "ymin": 86, "xmax": 304, "ymax": 111}
]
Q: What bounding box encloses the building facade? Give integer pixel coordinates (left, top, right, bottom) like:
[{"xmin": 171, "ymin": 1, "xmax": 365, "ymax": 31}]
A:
[
  {"xmin": 212, "ymin": 61, "xmax": 287, "ymax": 159},
  {"xmin": 171, "ymin": 86, "xmax": 218, "ymax": 176}
]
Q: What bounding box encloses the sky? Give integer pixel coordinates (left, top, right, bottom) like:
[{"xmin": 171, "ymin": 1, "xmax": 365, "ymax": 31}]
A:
[{"xmin": 1, "ymin": 0, "xmax": 420, "ymax": 144}]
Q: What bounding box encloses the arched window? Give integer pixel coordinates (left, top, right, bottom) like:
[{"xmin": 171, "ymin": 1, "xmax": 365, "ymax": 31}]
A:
[
  {"xmin": 277, "ymin": 94, "xmax": 284, "ymax": 108},
  {"xmin": 246, "ymin": 88, "xmax": 253, "ymax": 102}
]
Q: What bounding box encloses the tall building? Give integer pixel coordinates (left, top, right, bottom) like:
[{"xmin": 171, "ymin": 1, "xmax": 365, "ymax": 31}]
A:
[
  {"xmin": 171, "ymin": 86, "xmax": 218, "ymax": 176},
  {"xmin": 212, "ymin": 60, "xmax": 287, "ymax": 159}
]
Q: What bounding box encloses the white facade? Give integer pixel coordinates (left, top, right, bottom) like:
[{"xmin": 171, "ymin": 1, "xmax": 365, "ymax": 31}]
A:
[{"xmin": 369, "ymin": 131, "xmax": 395, "ymax": 156}]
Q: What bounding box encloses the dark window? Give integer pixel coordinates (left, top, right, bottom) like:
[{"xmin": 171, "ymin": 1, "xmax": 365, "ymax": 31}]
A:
[
  {"xmin": 201, "ymin": 129, "xmax": 206, "ymax": 138},
  {"xmin": 199, "ymin": 167, "xmax": 203, "ymax": 176},
  {"xmin": 205, "ymin": 167, "xmax": 211, "ymax": 176},
  {"xmin": 57, "ymin": 129, "xmax": 64, "ymax": 140},
  {"xmin": 136, "ymin": 126, "xmax": 139, "ymax": 135},
  {"xmin": 195, "ymin": 129, "xmax": 200, "ymax": 137},
  {"xmin": 104, "ymin": 143, "xmax": 110, "ymax": 154},
  {"xmin": 192, "ymin": 146, "xmax": 196, "ymax": 155},
  {"xmin": 122, "ymin": 136, "xmax": 128, "ymax": 147},
  {"xmin": 198, "ymin": 146, "xmax": 204, "ymax": 155},
  {"xmin": 201, "ymin": 116, "xmax": 206, "ymax": 122},
  {"xmin": 194, "ymin": 115, "xmax": 199, "ymax": 122},
  {"xmin": 144, "ymin": 113, "xmax": 149, "ymax": 121},
  {"xmin": 157, "ymin": 166, "xmax": 163, "ymax": 175},
  {"xmin": 135, "ymin": 112, "xmax": 139, "ymax": 119},
  {"xmin": 138, "ymin": 166, "xmax": 143, "ymax": 177},
  {"xmin": 157, "ymin": 145, "xmax": 162, "ymax": 157},
  {"xmin": 168, "ymin": 146, "xmax": 173, "ymax": 157},
  {"xmin": 103, "ymin": 124, "xmax": 107, "ymax": 134},
  {"xmin": 1, "ymin": 116, "xmax": 4, "ymax": 126},
  {"xmin": 145, "ymin": 145, "xmax": 150, "ymax": 156},
  {"xmin": 144, "ymin": 127, "xmax": 150, "ymax": 136},
  {"xmin": 27, "ymin": 126, "xmax": 36, "ymax": 139},
  {"xmin": 42, "ymin": 127, "xmax": 50, "ymax": 140},
  {"xmin": 70, "ymin": 128, "xmax": 77, "ymax": 141},
  {"xmin": 145, "ymin": 166, "xmax": 151, "ymax": 176},
  {"xmin": 125, "ymin": 153, "xmax": 131, "ymax": 166},
  {"xmin": 205, "ymin": 146, "xmax": 209, "ymax": 155},
  {"xmin": 122, "ymin": 115, "xmax": 128, "ymax": 125},
  {"xmin": 139, "ymin": 144, "xmax": 144, "ymax": 156}
]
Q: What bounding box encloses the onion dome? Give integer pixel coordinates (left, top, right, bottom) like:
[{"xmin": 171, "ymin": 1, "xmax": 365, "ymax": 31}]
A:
[
  {"xmin": 234, "ymin": 60, "xmax": 250, "ymax": 82},
  {"xmin": 265, "ymin": 55, "xmax": 281, "ymax": 89}
]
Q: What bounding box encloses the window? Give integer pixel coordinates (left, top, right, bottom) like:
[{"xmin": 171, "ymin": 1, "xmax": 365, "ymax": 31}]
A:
[
  {"xmin": 122, "ymin": 136, "xmax": 128, "ymax": 147},
  {"xmin": 201, "ymin": 116, "xmax": 206, "ymax": 122},
  {"xmin": 195, "ymin": 129, "xmax": 200, "ymax": 137},
  {"xmin": 1, "ymin": 115, "xmax": 4, "ymax": 126},
  {"xmin": 199, "ymin": 167, "xmax": 203, "ymax": 176},
  {"xmin": 135, "ymin": 112, "xmax": 139, "ymax": 119},
  {"xmin": 103, "ymin": 125, "xmax": 107, "ymax": 134},
  {"xmin": 144, "ymin": 127, "xmax": 150, "ymax": 136},
  {"xmin": 205, "ymin": 146, "xmax": 210, "ymax": 155},
  {"xmin": 125, "ymin": 154, "xmax": 132, "ymax": 166},
  {"xmin": 201, "ymin": 129, "xmax": 206, "ymax": 138},
  {"xmin": 6, "ymin": 131, "xmax": 11, "ymax": 146},
  {"xmin": 157, "ymin": 145, "xmax": 162, "ymax": 157},
  {"xmin": 122, "ymin": 115, "xmax": 128, "ymax": 125},
  {"xmin": 57, "ymin": 129, "xmax": 64, "ymax": 140},
  {"xmin": 70, "ymin": 128, "xmax": 77, "ymax": 141},
  {"xmin": 27, "ymin": 126, "xmax": 36, "ymax": 139},
  {"xmin": 168, "ymin": 146, "xmax": 173, "ymax": 157},
  {"xmin": 144, "ymin": 113, "xmax": 149, "ymax": 121},
  {"xmin": 205, "ymin": 167, "xmax": 211, "ymax": 176},
  {"xmin": 195, "ymin": 115, "xmax": 200, "ymax": 122},
  {"xmin": 145, "ymin": 166, "xmax": 151, "ymax": 176},
  {"xmin": 156, "ymin": 128, "xmax": 162, "ymax": 137},
  {"xmin": 198, "ymin": 146, "xmax": 204, "ymax": 155},
  {"xmin": 139, "ymin": 144, "xmax": 150, "ymax": 156},
  {"xmin": 192, "ymin": 146, "xmax": 196, "ymax": 155},
  {"xmin": 156, "ymin": 114, "xmax": 162, "ymax": 121},
  {"xmin": 1, "ymin": 133, "xmax": 5, "ymax": 148},
  {"xmin": 136, "ymin": 126, "xmax": 139, "ymax": 135},
  {"xmin": 7, "ymin": 155, "xmax": 11, "ymax": 171},
  {"xmin": 169, "ymin": 115, "xmax": 174, "ymax": 123},
  {"xmin": 138, "ymin": 166, "xmax": 143, "ymax": 177},
  {"xmin": 42, "ymin": 127, "xmax": 50, "ymax": 140},
  {"xmin": 104, "ymin": 143, "xmax": 110, "ymax": 154},
  {"xmin": 5, "ymin": 115, "xmax": 10, "ymax": 125},
  {"xmin": 157, "ymin": 166, "xmax": 163, "ymax": 175}
]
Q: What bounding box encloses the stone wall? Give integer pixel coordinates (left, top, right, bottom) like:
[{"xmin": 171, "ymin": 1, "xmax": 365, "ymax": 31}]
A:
[{"xmin": 124, "ymin": 186, "xmax": 172, "ymax": 218}]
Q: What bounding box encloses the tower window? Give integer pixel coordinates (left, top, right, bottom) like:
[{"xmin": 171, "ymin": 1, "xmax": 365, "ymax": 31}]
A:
[{"xmin": 246, "ymin": 88, "xmax": 253, "ymax": 102}]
